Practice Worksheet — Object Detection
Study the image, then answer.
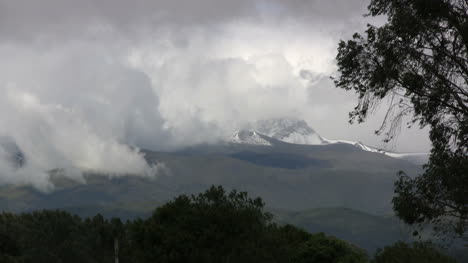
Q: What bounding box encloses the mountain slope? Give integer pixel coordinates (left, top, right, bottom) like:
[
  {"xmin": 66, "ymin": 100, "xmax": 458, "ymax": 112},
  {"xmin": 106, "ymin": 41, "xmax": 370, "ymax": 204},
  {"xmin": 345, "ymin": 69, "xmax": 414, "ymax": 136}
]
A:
[
  {"xmin": 0, "ymin": 135, "xmax": 426, "ymax": 255},
  {"xmin": 0, "ymin": 136, "xmax": 423, "ymax": 214},
  {"xmin": 273, "ymin": 207, "xmax": 412, "ymax": 253},
  {"xmin": 254, "ymin": 118, "xmax": 326, "ymax": 145},
  {"xmin": 229, "ymin": 130, "xmax": 273, "ymax": 146},
  {"xmin": 238, "ymin": 118, "xmax": 429, "ymax": 165}
]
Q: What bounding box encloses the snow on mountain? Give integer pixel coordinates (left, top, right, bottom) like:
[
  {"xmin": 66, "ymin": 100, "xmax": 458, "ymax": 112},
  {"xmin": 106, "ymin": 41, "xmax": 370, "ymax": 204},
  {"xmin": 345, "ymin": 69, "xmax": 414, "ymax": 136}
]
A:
[
  {"xmin": 323, "ymin": 138, "xmax": 429, "ymax": 164},
  {"xmin": 229, "ymin": 118, "xmax": 429, "ymax": 165},
  {"xmin": 252, "ymin": 118, "xmax": 383, "ymax": 152},
  {"xmin": 230, "ymin": 130, "xmax": 272, "ymax": 146},
  {"xmin": 254, "ymin": 118, "xmax": 326, "ymax": 145},
  {"xmin": 322, "ymin": 138, "xmax": 383, "ymax": 153},
  {"xmin": 383, "ymin": 152, "xmax": 429, "ymax": 165}
]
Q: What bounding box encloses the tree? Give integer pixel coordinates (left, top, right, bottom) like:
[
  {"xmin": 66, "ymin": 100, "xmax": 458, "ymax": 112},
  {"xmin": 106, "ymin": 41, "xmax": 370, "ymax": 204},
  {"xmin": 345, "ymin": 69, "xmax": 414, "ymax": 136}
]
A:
[
  {"xmin": 0, "ymin": 213, "xmax": 22, "ymax": 263},
  {"xmin": 83, "ymin": 214, "xmax": 113, "ymax": 263},
  {"xmin": 16, "ymin": 210, "xmax": 92, "ymax": 263},
  {"xmin": 128, "ymin": 185, "xmax": 277, "ymax": 262},
  {"xmin": 83, "ymin": 214, "xmax": 129, "ymax": 263},
  {"xmin": 372, "ymin": 241, "xmax": 457, "ymax": 263},
  {"xmin": 0, "ymin": 188, "xmax": 373, "ymax": 263},
  {"xmin": 127, "ymin": 185, "xmax": 367, "ymax": 263},
  {"xmin": 334, "ymin": 0, "xmax": 468, "ymax": 239},
  {"xmin": 294, "ymin": 233, "xmax": 368, "ymax": 263}
]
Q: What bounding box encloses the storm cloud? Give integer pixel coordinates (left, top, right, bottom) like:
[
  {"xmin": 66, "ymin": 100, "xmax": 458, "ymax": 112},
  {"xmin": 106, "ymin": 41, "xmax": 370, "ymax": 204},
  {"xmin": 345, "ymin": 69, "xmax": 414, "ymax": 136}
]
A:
[{"xmin": 0, "ymin": 0, "xmax": 430, "ymax": 189}]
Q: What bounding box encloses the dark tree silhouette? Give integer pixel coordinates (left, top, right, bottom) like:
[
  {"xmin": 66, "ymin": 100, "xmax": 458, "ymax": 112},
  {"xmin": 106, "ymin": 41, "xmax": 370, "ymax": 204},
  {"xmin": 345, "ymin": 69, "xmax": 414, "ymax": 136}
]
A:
[
  {"xmin": 0, "ymin": 187, "xmax": 460, "ymax": 262},
  {"xmin": 372, "ymin": 242, "xmax": 457, "ymax": 263},
  {"xmin": 334, "ymin": 0, "xmax": 468, "ymax": 239},
  {"xmin": 128, "ymin": 185, "xmax": 368, "ymax": 263}
]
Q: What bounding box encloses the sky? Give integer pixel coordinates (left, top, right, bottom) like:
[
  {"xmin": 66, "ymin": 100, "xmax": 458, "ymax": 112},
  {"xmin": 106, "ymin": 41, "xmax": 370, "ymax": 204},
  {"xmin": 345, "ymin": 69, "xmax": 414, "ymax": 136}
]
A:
[{"xmin": 0, "ymin": 0, "xmax": 431, "ymax": 190}]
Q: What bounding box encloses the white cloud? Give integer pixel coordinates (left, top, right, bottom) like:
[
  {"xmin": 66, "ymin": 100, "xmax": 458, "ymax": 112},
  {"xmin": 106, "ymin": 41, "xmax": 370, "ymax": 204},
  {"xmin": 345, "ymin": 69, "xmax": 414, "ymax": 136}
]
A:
[
  {"xmin": 0, "ymin": 0, "xmax": 431, "ymax": 189},
  {"xmin": 0, "ymin": 44, "xmax": 170, "ymax": 190}
]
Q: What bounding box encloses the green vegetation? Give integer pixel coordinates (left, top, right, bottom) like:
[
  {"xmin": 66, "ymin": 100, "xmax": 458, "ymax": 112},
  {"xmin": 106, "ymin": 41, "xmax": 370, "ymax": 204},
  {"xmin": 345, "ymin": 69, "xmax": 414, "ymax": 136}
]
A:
[
  {"xmin": 0, "ymin": 186, "xmax": 458, "ymax": 263},
  {"xmin": 372, "ymin": 242, "xmax": 458, "ymax": 263},
  {"xmin": 335, "ymin": 0, "xmax": 468, "ymax": 239},
  {"xmin": 294, "ymin": 233, "xmax": 368, "ymax": 263},
  {"xmin": 273, "ymin": 207, "xmax": 410, "ymax": 252}
]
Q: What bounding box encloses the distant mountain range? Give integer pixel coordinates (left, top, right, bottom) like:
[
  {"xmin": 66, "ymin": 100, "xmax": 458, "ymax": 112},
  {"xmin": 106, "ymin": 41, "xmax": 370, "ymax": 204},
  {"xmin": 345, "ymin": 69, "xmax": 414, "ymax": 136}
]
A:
[
  {"xmin": 0, "ymin": 118, "xmax": 429, "ymax": 253},
  {"xmin": 1, "ymin": 136, "xmax": 424, "ymax": 213},
  {"xmin": 0, "ymin": 118, "xmax": 422, "ymax": 220},
  {"xmin": 231, "ymin": 118, "xmax": 429, "ymax": 165}
]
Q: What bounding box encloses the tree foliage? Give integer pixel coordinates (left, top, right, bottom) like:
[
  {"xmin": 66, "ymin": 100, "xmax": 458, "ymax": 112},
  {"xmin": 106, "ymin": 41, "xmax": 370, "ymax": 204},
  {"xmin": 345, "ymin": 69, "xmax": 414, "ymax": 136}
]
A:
[
  {"xmin": 0, "ymin": 186, "xmax": 459, "ymax": 262},
  {"xmin": 335, "ymin": 0, "xmax": 468, "ymax": 239},
  {"xmin": 130, "ymin": 185, "xmax": 368, "ymax": 263},
  {"xmin": 129, "ymin": 185, "xmax": 277, "ymax": 262},
  {"xmin": 294, "ymin": 233, "xmax": 368, "ymax": 263},
  {"xmin": 372, "ymin": 241, "xmax": 457, "ymax": 263},
  {"xmin": 0, "ymin": 186, "xmax": 370, "ymax": 263}
]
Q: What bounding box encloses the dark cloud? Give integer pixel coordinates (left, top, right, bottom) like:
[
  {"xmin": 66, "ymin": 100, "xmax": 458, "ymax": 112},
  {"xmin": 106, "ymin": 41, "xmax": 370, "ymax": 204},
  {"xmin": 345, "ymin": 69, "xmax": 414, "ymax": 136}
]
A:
[
  {"xmin": 0, "ymin": 0, "xmax": 370, "ymax": 42},
  {"xmin": 277, "ymin": 0, "xmax": 368, "ymax": 20},
  {"xmin": 0, "ymin": 0, "xmax": 259, "ymax": 42}
]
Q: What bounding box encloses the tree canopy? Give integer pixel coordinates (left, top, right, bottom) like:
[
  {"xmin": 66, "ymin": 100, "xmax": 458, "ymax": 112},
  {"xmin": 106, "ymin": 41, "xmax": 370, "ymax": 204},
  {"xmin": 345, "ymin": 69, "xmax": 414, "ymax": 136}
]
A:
[
  {"xmin": 1, "ymin": 186, "xmax": 460, "ymax": 262},
  {"xmin": 129, "ymin": 185, "xmax": 368, "ymax": 263},
  {"xmin": 335, "ymin": 0, "xmax": 468, "ymax": 239},
  {"xmin": 372, "ymin": 241, "xmax": 457, "ymax": 263},
  {"xmin": 0, "ymin": 186, "xmax": 371, "ymax": 263}
]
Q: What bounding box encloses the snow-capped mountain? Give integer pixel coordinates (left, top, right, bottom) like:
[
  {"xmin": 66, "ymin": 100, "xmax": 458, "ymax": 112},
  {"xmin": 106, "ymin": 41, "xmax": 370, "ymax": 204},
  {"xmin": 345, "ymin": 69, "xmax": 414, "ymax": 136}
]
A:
[
  {"xmin": 228, "ymin": 118, "xmax": 429, "ymax": 165},
  {"xmin": 254, "ymin": 118, "xmax": 326, "ymax": 145},
  {"xmin": 321, "ymin": 138, "xmax": 429, "ymax": 164},
  {"xmin": 322, "ymin": 138, "xmax": 385, "ymax": 153},
  {"xmin": 230, "ymin": 130, "xmax": 273, "ymax": 146},
  {"xmin": 382, "ymin": 152, "xmax": 429, "ymax": 165}
]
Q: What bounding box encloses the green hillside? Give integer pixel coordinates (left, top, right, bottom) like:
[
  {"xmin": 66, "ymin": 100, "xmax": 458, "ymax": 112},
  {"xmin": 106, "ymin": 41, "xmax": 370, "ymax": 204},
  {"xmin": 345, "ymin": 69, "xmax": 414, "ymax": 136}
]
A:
[
  {"xmin": 272, "ymin": 207, "xmax": 412, "ymax": 253},
  {"xmin": 0, "ymin": 141, "xmax": 424, "ymax": 254},
  {"xmin": 0, "ymin": 141, "xmax": 424, "ymax": 214}
]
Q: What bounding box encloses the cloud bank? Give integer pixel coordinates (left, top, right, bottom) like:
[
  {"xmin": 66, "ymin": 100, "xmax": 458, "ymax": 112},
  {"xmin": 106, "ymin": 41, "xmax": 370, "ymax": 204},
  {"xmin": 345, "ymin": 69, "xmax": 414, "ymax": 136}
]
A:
[{"xmin": 0, "ymin": 0, "xmax": 430, "ymax": 190}]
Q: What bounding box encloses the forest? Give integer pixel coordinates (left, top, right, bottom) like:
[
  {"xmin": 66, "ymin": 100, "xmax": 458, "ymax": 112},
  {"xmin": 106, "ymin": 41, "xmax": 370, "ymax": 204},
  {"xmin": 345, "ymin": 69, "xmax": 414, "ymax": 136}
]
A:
[{"xmin": 0, "ymin": 186, "xmax": 457, "ymax": 263}]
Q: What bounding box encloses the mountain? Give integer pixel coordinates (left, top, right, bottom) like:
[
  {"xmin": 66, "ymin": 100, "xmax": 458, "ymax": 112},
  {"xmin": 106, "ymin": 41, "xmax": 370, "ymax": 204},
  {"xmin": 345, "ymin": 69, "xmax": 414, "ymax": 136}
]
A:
[
  {"xmin": 253, "ymin": 118, "xmax": 326, "ymax": 145},
  {"xmin": 230, "ymin": 130, "xmax": 273, "ymax": 146},
  {"xmin": 0, "ymin": 119, "xmax": 427, "ymax": 217},
  {"xmin": 273, "ymin": 207, "xmax": 412, "ymax": 253},
  {"xmin": 238, "ymin": 118, "xmax": 429, "ymax": 165},
  {"xmin": 0, "ymin": 120, "xmax": 428, "ymax": 254},
  {"xmin": 383, "ymin": 152, "xmax": 430, "ymax": 165},
  {"xmin": 0, "ymin": 133, "xmax": 423, "ymax": 214}
]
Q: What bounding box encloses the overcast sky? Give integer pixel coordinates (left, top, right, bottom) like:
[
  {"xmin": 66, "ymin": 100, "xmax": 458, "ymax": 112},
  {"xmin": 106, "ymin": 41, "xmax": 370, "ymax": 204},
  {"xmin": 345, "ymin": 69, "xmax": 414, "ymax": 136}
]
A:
[{"xmin": 0, "ymin": 0, "xmax": 431, "ymax": 189}]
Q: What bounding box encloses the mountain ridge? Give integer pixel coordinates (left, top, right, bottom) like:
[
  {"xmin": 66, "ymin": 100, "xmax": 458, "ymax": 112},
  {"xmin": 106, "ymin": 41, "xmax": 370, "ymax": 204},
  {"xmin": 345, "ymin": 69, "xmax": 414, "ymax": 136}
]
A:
[{"xmin": 229, "ymin": 118, "xmax": 429, "ymax": 165}]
